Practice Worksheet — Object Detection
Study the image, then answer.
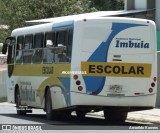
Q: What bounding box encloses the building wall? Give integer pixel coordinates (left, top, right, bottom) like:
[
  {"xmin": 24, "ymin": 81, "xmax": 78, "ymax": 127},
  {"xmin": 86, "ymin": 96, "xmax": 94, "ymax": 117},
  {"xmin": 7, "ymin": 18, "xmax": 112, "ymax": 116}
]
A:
[
  {"xmin": 156, "ymin": 0, "xmax": 160, "ymax": 31},
  {"xmin": 156, "ymin": 0, "xmax": 160, "ymax": 107},
  {"xmin": 157, "ymin": 52, "xmax": 160, "ymax": 107},
  {"xmin": 147, "ymin": 0, "xmax": 155, "ymax": 9},
  {"xmin": 0, "ymin": 70, "xmax": 7, "ymax": 102},
  {"xmin": 135, "ymin": 0, "xmax": 147, "ymax": 9},
  {"xmin": 124, "ymin": 0, "xmax": 135, "ymax": 10},
  {"xmin": 125, "ymin": 0, "xmax": 152, "ymax": 10}
]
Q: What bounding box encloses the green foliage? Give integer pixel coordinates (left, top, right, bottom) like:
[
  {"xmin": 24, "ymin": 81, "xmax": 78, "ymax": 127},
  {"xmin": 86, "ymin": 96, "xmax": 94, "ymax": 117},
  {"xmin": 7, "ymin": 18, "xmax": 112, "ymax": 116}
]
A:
[
  {"xmin": 0, "ymin": 0, "xmax": 96, "ymax": 29},
  {"xmin": 0, "ymin": 0, "xmax": 97, "ymax": 41},
  {"xmin": 0, "ymin": 0, "xmax": 124, "ymax": 42},
  {"xmin": 91, "ymin": 0, "xmax": 124, "ymax": 11},
  {"xmin": 0, "ymin": 28, "xmax": 10, "ymax": 44}
]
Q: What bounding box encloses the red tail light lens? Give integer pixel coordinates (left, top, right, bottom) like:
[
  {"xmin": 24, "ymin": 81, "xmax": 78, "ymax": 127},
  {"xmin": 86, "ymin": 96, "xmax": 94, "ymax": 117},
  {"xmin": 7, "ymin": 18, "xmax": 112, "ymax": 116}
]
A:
[
  {"xmin": 153, "ymin": 77, "xmax": 157, "ymax": 82},
  {"xmin": 76, "ymin": 80, "xmax": 81, "ymax": 85},
  {"xmin": 73, "ymin": 75, "xmax": 78, "ymax": 80},
  {"xmin": 149, "ymin": 88, "xmax": 153, "ymax": 93},
  {"xmin": 151, "ymin": 82, "xmax": 155, "ymax": 87},
  {"xmin": 78, "ymin": 86, "xmax": 83, "ymax": 91}
]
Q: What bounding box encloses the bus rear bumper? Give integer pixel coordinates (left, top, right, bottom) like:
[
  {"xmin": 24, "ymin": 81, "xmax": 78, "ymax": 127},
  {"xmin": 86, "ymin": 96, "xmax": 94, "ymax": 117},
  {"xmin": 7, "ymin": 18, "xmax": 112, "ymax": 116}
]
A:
[{"xmin": 70, "ymin": 92, "xmax": 156, "ymax": 108}]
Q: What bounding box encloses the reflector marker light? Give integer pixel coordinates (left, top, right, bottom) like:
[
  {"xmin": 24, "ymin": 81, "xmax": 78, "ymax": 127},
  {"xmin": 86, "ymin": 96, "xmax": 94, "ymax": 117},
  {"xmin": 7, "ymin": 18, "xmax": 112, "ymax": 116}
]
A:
[
  {"xmin": 151, "ymin": 82, "xmax": 155, "ymax": 87},
  {"xmin": 149, "ymin": 88, "xmax": 153, "ymax": 93},
  {"xmin": 78, "ymin": 86, "xmax": 83, "ymax": 91},
  {"xmin": 153, "ymin": 77, "xmax": 157, "ymax": 82},
  {"xmin": 74, "ymin": 75, "xmax": 78, "ymax": 80},
  {"xmin": 76, "ymin": 80, "xmax": 81, "ymax": 85}
]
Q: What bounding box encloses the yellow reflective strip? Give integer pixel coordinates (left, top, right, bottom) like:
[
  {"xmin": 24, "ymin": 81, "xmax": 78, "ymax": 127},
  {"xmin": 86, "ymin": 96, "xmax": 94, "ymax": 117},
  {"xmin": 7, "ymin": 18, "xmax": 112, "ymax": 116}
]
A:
[
  {"xmin": 13, "ymin": 64, "xmax": 71, "ymax": 77},
  {"xmin": 81, "ymin": 62, "xmax": 152, "ymax": 77}
]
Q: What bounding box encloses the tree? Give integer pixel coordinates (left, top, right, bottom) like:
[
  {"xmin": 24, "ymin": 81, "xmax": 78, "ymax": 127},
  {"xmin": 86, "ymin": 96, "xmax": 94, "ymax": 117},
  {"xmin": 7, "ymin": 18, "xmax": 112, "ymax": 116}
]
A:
[
  {"xmin": 90, "ymin": 0, "xmax": 124, "ymax": 11},
  {"xmin": 0, "ymin": 0, "xmax": 124, "ymax": 42},
  {"xmin": 0, "ymin": 0, "xmax": 96, "ymax": 41},
  {"xmin": 0, "ymin": 0, "xmax": 97, "ymax": 28},
  {"xmin": 0, "ymin": 45, "xmax": 2, "ymax": 52}
]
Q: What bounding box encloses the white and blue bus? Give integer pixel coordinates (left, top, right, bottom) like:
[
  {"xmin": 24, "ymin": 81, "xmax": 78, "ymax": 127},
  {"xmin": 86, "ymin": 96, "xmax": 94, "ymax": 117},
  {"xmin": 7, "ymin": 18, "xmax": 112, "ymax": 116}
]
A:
[{"xmin": 3, "ymin": 17, "xmax": 157, "ymax": 122}]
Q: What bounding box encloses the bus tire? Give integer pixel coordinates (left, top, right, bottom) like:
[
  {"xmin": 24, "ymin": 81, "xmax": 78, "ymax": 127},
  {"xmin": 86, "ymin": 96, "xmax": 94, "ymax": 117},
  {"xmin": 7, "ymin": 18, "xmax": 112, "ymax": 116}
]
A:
[
  {"xmin": 104, "ymin": 110, "xmax": 128, "ymax": 122},
  {"xmin": 61, "ymin": 111, "xmax": 71, "ymax": 120},
  {"xmin": 76, "ymin": 111, "xmax": 86, "ymax": 119},
  {"xmin": 15, "ymin": 89, "xmax": 27, "ymax": 115},
  {"xmin": 45, "ymin": 89, "xmax": 57, "ymax": 120}
]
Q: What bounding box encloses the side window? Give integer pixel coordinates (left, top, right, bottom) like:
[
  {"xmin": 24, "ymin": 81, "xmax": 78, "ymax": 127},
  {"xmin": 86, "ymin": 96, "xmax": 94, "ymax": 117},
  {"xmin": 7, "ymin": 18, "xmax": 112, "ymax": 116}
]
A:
[
  {"xmin": 55, "ymin": 30, "xmax": 68, "ymax": 63},
  {"xmin": 45, "ymin": 32, "xmax": 55, "ymax": 47},
  {"xmin": 34, "ymin": 33, "xmax": 44, "ymax": 48},
  {"xmin": 16, "ymin": 36, "xmax": 24, "ymax": 63},
  {"xmin": 23, "ymin": 35, "xmax": 33, "ymax": 64},
  {"xmin": 66, "ymin": 29, "xmax": 73, "ymax": 62},
  {"xmin": 24, "ymin": 35, "xmax": 33, "ymax": 49},
  {"xmin": 43, "ymin": 32, "xmax": 55, "ymax": 63},
  {"xmin": 56, "ymin": 30, "xmax": 67, "ymax": 46},
  {"xmin": 32, "ymin": 33, "xmax": 44, "ymax": 64}
]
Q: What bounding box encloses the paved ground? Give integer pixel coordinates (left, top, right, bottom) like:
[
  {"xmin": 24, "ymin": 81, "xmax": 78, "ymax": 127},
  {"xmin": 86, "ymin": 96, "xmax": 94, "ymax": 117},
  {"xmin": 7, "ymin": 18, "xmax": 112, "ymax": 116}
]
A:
[
  {"xmin": 127, "ymin": 109, "xmax": 160, "ymax": 124},
  {"xmin": 89, "ymin": 108, "xmax": 160, "ymax": 124},
  {"xmin": 0, "ymin": 65, "xmax": 7, "ymax": 71},
  {"xmin": 0, "ymin": 103, "xmax": 160, "ymax": 124}
]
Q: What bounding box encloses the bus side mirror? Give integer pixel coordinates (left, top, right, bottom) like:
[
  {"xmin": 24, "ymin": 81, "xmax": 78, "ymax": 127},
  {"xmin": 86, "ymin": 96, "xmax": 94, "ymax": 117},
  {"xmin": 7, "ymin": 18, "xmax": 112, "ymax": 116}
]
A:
[
  {"xmin": 2, "ymin": 43, "xmax": 8, "ymax": 54},
  {"xmin": 2, "ymin": 36, "xmax": 15, "ymax": 55}
]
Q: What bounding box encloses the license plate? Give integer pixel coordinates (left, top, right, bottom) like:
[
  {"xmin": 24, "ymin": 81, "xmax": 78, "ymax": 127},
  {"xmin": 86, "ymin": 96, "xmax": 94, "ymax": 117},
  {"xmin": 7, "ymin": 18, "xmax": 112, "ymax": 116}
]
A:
[{"xmin": 109, "ymin": 85, "xmax": 122, "ymax": 93}]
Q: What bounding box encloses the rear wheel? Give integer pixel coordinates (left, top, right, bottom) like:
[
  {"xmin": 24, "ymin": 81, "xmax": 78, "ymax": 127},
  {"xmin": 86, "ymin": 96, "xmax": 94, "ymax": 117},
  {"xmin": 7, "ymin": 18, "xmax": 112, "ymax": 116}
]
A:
[
  {"xmin": 61, "ymin": 111, "xmax": 71, "ymax": 120},
  {"xmin": 45, "ymin": 89, "xmax": 57, "ymax": 120},
  {"xmin": 15, "ymin": 89, "xmax": 27, "ymax": 115},
  {"xmin": 104, "ymin": 110, "xmax": 128, "ymax": 122},
  {"xmin": 76, "ymin": 110, "xmax": 86, "ymax": 119}
]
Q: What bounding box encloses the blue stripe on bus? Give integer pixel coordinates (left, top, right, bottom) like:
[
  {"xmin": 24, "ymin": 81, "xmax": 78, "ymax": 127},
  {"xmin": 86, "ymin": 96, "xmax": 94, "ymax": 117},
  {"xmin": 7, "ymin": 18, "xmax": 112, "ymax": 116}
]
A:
[
  {"xmin": 58, "ymin": 77, "xmax": 71, "ymax": 106},
  {"xmin": 83, "ymin": 23, "xmax": 147, "ymax": 95},
  {"xmin": 52, "ymin": 20, "xmax": 74, "ymax": 30}
]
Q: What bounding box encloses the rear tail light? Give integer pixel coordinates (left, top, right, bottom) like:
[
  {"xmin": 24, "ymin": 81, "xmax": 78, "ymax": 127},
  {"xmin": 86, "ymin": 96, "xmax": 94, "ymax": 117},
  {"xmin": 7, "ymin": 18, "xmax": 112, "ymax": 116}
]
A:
[
  {"xmin": 149, "ymin": 88, "xmax": 153, "ymax": 93},
  {"xmin": 78, "ymin": 86, "xmax": 83, "ymax": 91},
  {"xmin": 76, "ymin": 80, "xmax": 81, "ymax": 85},
  {"xmin": 148, "ymin": 76, "xmax": 156, "ymax": 93},
  {"xmin": 73, "ymin": 75, "xmax": 78, "ymax": 80},
  {"xmin": 153, "ymin": 77, "xmax": 157, "ymax": 82},
  {"xmin": 151, "ymin": 82, "xmax": 155, "ymax": 87},
  {"xmin": 135, "ymin": 76, "xmax": 156, "ymax": 95},
  {"xmin": 73, "ymin": 74, "xmax": 83, "ymax": 91}
]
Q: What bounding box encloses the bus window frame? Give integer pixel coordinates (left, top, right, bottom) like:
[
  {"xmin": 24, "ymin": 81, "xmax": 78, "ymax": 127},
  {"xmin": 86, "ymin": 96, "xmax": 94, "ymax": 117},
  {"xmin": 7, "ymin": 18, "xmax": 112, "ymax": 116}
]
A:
[
  {"xmin": 16, "ymin": 36, "xmax": 24, "ymax": 64},
  {"xmin": 24, "ymin": 34, "xmax": 33, "ymax": 49},
  {"xmin": 43, "ymin": 31, "xmax": 56, "ymax": 64},
  {"xmin": 32, "ymin": 33, "xmax": 44, "ymax": 64},
  {"xmin": 66, "ymin": 28, "xmax": 73, "ymax": 63},
  {"xmin": 34, "ymin": 32, "xmax": 44, "ymax": 48},
  {"xmin": 23, "ymin": 34, "xmax": 34, "ymax": 64},
  {"xmin": 56, "ymin": 29, "xmax": 68, "ymax": 47},
  {"xmin": 44, "ymin": 31, "xmax": 56, "ymax": 48},
  {"xmin": 54, "ymin": 29, "xmax": 70, "ymax": 63},
  {"xmin": 16, "ymin": 36, "xmax": 24, "ymax": 50}
]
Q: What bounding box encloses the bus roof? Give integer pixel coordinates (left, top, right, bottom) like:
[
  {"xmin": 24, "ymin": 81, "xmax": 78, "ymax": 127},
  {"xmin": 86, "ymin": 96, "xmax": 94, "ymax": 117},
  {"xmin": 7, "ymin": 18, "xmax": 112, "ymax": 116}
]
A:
[
  {"xmin": 12, "ymin": 19, "xmax": 77, "ymax": 36},
  {"xmin": 26, "ymin": 10, "xmax": 154, "ymax": 25},
  {"xmin": 12, "ymin": 15, "xmax": 153, "ymax": 36},
  {"xmin": 11, "ymin": 22, "xmax": 54, "ymax": 36}
]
